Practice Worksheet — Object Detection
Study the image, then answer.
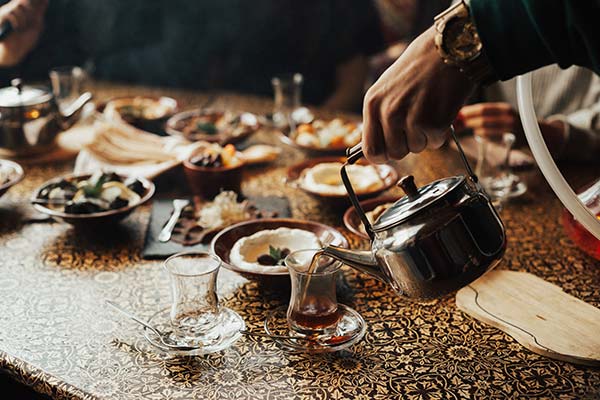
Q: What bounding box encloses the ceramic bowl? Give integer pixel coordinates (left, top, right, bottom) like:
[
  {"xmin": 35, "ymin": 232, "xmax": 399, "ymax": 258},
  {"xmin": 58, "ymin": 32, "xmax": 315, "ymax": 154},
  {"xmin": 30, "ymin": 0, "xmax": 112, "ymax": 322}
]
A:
[
  {"xmin": 166, "ymin": 108, "xmax": 260, "ymax": 145},
  {"xmin": 102, "ymin": 96, "xmax": 178, "ymax": 134},
  {"xmin": 0, "ymin": 159, "xmax": 24, "ymax": 198},
  {"xmin": 31, "ymin": 173, "xmax": 154, "ymax": 227},
  {"xmin": 211, "ymin": 218, "xmax": 348, "ymax": 288},
  {"xmin": 343, "ymin": 195, "xmax": 400, "ymax": 239},
  {"xmin": 183, "ymin": 154, "xmax": 245, "ymax": 200}
]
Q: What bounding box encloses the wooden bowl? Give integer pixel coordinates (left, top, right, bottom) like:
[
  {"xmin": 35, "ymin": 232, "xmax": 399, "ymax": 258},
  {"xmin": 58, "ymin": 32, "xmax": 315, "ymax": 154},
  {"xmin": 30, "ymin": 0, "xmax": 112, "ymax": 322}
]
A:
[
  {"xmin": 31, "ymin": 174, "xmax": 154, "ymax": 227},
  {"xmin": 210, "ymin": 218, "xmax": 348, "ymax": 288},
  {"xmin": 343, "ymin": 195, "xmax": 400, "ymax": 239},
  {"xmin": 183, "ymin": 156, "xmax": 245, "ymax": 200},
  {"xmin": 0, "ymin": 160, "xmax": 24, "ymax": 198},
  {"xmin": 287, "ymin": 157, "xmax": 398, "ymax": 204},
  {"xmin": 166, "ymin": 108, "xmax": 260, "ymax": 145}
]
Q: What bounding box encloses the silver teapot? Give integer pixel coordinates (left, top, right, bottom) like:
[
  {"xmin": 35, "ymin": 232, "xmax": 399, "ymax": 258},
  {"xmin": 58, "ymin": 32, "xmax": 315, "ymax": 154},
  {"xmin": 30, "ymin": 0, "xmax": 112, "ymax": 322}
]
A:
[
  {"xmin": 0, "ymin": 78, "xmax": 92, "ymax": 155},
  {"xmin": 322, "ymin": 127, "xmax": 506, "ymax": 299}
]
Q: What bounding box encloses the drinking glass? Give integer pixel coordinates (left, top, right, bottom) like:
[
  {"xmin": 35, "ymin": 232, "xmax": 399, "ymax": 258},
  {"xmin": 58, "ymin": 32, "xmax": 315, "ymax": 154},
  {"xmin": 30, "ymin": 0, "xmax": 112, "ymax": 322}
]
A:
[
  {"xmin": 285, "ymin": 249, "xmax": 342, "ymax": 337},
  {"xmin": 49, "ymin": 66, "xmax": 86, "ymax": 113},
  {"xmin": 271, "ymin": 73, "xmax": 303, "ymax": 128},
  {"xmin": 475, "ymin": 132, "xmax": 527, "ymax": 206},
  {"xmin": 164, "ymin": 252, "xmax": 221, "ymax": 342}
]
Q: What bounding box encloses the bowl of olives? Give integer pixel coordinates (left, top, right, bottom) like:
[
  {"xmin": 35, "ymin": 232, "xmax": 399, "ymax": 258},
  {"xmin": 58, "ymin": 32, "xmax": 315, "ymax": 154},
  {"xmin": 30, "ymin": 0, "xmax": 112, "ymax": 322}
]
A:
[{"xmin": 31, "ymin": 171, "xmax": 154, "ymax": 227}]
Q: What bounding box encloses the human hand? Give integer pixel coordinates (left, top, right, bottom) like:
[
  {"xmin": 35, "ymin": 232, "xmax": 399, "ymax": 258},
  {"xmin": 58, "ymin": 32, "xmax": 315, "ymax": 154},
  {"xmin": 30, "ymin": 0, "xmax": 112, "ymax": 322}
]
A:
[
  {"xmin": 362, "ymin": 26, "xmax": 476, "ymax": 163},
  {"xmin": 457, "ymin": 102, "xmax": 521, "ymax": 140},
  {"xmin": 0, "ymin": 0, "xmax": 48, "ymax": 68}
]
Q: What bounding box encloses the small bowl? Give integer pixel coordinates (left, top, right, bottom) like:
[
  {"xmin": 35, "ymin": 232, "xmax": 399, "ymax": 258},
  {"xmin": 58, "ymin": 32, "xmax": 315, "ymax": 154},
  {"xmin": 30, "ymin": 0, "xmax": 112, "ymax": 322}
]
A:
[
  {"xmin": 276, "ymin": 117, "xmax": 360, "ymax": 156},
  {"xmin": 183, "ymin": 154, "xmax": 245, "ymax": 200},
  {"xmin": 31, "ymin": 173, "xmax": 155, "ymax": 227},
  {"xmin": 211, "ymin": 218, "xmax": 348, "ymax": 288},
  {"xmin": 166, "ymin": 108, "xmax": 260, "ymax": 145},
  {"xmin": 102, "ymin": 96, "xmax": 179, "ymax": 134},
  {"xmin": 0, "ymin": 159, "xmax": 24, "ymax": 198},
  {"xmin": 287, "ymin": 157, "xmax": 398, "ymax": 204},
  {"xmin": 343, "ymin": 195, "xmax": 400, "ymax": 239}
]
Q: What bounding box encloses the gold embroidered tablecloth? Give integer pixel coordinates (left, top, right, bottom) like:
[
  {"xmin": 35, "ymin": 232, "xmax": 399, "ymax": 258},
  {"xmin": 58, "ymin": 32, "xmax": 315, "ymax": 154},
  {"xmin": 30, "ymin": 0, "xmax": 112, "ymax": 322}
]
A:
[{"xmin": 0, "ymin": 83, "xmax": 599, "ymax": 400}]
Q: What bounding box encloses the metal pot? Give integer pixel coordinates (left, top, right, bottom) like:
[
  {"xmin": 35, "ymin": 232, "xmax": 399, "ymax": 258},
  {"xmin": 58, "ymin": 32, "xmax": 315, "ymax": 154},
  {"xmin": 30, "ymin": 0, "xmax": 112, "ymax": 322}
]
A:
[
  {"xmin": 0, "ymin": 78, "xmax": 92, "ymax": 155},
  {"xmin": 322, "ymin": 127, "xmax": 506, "ymax": 299}
]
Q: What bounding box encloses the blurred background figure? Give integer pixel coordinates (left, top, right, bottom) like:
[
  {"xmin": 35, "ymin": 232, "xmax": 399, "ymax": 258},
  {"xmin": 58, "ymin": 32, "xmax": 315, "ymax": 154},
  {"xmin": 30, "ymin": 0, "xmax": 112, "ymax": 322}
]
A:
[{"xmin": 0, "ymin": 0, "xmax": 384, "ymax": 111}]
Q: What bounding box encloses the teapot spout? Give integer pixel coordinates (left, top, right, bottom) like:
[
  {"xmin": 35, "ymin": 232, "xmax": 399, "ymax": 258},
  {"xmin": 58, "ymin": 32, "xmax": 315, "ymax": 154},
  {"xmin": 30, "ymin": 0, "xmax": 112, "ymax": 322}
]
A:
[
  {"xmin": 59, "ymin": 92, "xmax": 93, "ymax": 129},
  {"xmin": 321, "ymin": 245, "xmax": 387, "ymax": 283}
]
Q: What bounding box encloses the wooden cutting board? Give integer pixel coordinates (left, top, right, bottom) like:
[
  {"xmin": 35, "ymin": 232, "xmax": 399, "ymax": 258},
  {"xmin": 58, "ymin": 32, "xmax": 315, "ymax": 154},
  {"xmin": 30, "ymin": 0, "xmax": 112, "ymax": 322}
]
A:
[{"xmin": 456, "ymin": 270, "xmax": 600, "ymax": 366}]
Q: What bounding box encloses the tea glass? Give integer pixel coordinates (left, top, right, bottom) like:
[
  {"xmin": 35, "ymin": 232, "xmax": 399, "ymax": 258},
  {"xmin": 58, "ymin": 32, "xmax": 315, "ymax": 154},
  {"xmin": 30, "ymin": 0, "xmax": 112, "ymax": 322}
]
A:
[
  {"xmin": 163, "ymin": 252, "xmax": 221, "ymax": 343},
  {"xmin": 285, "ymin": 249, "xmax": 342, "ymax": 337},
  {"xmin": 49, "ymin": 65, "xmax": 86, "ymax": 113},
  {"xmin": 475, "ymin": 132, "xmax": 527, "ymax": 206},
  {"xmin": 271, "ymin": 73, "xmax": 303, "ymax": 128}
]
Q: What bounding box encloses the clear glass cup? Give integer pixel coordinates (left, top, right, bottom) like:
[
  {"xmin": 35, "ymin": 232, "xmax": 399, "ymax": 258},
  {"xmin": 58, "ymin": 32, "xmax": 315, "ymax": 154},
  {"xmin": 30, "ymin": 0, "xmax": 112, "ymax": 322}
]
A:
[
  {"xmin": 475, "ymin": 132, "xmax": 527, "ymax": 207},
  {"xmin": 164, "ymin": 252, "xmax": 221, "ymax": 342},
  {"xmin": 285, "ymin": 249, "xmax": 342, "ymax": 337},
  {"xmin": 271, "ymin": 73, "xmax": 303, "ymax": 128},
  {"xmin": 49, "ymin": 66, "xmax": 86, "ymax": 113}
]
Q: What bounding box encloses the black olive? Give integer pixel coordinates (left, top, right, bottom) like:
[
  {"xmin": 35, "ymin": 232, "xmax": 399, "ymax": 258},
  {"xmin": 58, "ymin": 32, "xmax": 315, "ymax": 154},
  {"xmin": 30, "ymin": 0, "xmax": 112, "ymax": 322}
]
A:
[
  {"xmin": 257, "ymin": 254, "xmax": 277, "ymax": 266},
  {"xmin": 280, "ymin": 248, "xmax": 291, "ymax": 259},
  {"xmin": 64, "ymin": 201, "xmax": 103, "ymax": 214},
  {"xmin": 109, "ymin": 197, "xmax": 129, "ymax": 210},
  {"xmin": 126, "ymin": 179, "xmax": 146, "ymax": 196},
  {"xmin": 101, "ymin": 172, "xmax": 122, "ymax": 183}
]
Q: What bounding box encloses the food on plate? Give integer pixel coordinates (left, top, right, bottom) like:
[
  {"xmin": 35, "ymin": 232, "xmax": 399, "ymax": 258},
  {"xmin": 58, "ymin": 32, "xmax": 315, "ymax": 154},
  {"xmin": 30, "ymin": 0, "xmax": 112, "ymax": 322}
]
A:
[
  {"xmin": 104, "ymin": 97, "xmax": 177, "ymax": 122},
  {"xmin": 189, "ymin": 143, "xmax": 243, "ymax": 169},
  {"xmin": 170, "ymin": 110, "xmax": 259, "ymax": 141},
  {"xmin": 291, "ymin": 118, "xmax": 361, "ymax": 149},
  {"xmin": 36, "ymin": 172, "xmax": 146, "ymax": 214},
  {"xmin": 360, "ymin": 203, "xmax": 395, "ymax": 234},
  {"xmin": 240, "ymin": 144, "xmax": 281, "ymax": 164},
  {"xmin": 300, "ymin": 162, "xmax": 384, "ymax": 196},
  {"xmin": 229, "ymin": 227, "xmax": 321, "ymax": 273},
  {"xmin": 197, "ymin": 191, "xmax": 249, "ymax": 230}
]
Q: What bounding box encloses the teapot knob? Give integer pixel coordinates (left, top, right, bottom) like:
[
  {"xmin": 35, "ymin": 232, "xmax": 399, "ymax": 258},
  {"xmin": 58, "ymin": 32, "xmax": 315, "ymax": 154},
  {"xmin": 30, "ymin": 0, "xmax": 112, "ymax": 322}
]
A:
[
  {"xmin": 398, "ymin": 175, "xmax": 419, "ymax": 199},
  {"xmin": 10, "ymin": 78, "xmax": 22, "ymax": 93}
]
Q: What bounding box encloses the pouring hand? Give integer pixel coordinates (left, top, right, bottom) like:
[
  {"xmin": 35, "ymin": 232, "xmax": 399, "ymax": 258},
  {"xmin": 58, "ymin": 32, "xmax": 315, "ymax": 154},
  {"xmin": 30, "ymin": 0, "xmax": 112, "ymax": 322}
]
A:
[
  {"xmin": 362, "ymin": 26, "xmax": 476, "ymax": 164},
  {"xmin": 0, "ymin": 0, "xmax": 48, "ymax": 68}
]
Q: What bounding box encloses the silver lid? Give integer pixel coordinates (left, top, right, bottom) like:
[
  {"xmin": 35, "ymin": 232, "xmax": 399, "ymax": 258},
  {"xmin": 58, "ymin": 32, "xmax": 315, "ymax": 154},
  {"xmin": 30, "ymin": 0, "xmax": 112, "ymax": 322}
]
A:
[
  {"xmin": 371, "ymin": 176, "xmax": 465, "ymax": 232},
  {"xmin": 0, "ymin": 84, "xmax": 52, "ymax": 107}
]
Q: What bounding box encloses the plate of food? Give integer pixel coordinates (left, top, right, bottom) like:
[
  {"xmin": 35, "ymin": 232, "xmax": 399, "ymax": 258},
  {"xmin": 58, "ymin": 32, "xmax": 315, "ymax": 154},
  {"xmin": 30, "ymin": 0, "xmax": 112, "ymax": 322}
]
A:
[
  {"xmin": 102, "ymin": 96, "xmax": 178, "ymax": 134},
  {"xmin": 211, "ymin": 218, "xmax": 348, "ymax": 286},
  {"xmin": 166, "ymin": 108, "xmax": 261, "ymax": 145},
  {"xmin": 287, "ymin": 157, "xmax": 397, "ymax": 203},
  {"xmin": 277, "ymin": 117, "xmax": 361, "ymax": 155},
  {"xmin": 343, "ymin": 196, "xmax": 400, "ymax": 239},
  {"xmin": 31, "ymin": 171, "xmax": 154, "ymax": 226},
  {"xmin": 0, "ymin": 159, "xmax": 24, "ymax": 198}
]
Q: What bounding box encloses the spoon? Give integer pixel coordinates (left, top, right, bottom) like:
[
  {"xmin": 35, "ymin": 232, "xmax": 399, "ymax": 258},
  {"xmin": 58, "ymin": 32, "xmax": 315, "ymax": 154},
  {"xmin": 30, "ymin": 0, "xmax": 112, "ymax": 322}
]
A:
[
  {"xmin": 105, "ymin": 300, "xmax": 201, "ymax": 352},
  {"xmin": 158, "ymin": 199, "xmax": 190, "ymax": 242}
]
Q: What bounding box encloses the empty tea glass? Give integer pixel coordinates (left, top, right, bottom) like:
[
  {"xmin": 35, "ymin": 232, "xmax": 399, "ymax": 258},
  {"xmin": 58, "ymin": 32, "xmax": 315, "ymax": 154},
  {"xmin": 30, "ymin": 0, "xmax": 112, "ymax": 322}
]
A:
[
  {"xmin": 49, "ymin": 66, "xmax": 86, "ymax": 113},
  {"xmin": 285, "ymin": 249, "xmax": 342, "ymax": 337},
  {"xmin": 164, "ymin": 252, "xmax": 221, "ymax": 343},
  {"xmin": 271, "ymin": 73, "xmax": 303, "ymax": 128}
]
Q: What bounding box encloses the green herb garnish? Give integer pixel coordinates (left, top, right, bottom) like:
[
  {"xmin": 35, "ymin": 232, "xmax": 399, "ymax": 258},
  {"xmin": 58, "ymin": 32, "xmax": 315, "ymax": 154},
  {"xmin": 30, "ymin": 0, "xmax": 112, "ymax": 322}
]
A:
[{"xmin": 196, "ymin": 121, "xmax": 218, "ymax": 135}]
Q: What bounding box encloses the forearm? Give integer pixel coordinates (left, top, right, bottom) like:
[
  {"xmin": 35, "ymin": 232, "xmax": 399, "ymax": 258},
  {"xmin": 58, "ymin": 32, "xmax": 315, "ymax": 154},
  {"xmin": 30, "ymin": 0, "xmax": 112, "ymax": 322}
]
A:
[
  {"xmin": 470, "ymin": 0, "xmax": 600, "ymax": 79},
  {"xmin": 322, "ymin": 55, "xmax": 368, "ymax": 111}
]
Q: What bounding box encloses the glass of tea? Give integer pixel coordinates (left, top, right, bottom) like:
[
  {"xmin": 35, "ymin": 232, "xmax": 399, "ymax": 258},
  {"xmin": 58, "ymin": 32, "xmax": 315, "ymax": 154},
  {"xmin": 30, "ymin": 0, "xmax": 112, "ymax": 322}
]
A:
[
  {"xmin": 163, "ymin": 252, "xmax": 221, "ymax": 342},
  {"xmin": 285, "ymin": 249, "xmax": 342, "ymax": 337},
  {"xmin": 49, "ymin": 65, "xmax": 86, "ymax": 113}
]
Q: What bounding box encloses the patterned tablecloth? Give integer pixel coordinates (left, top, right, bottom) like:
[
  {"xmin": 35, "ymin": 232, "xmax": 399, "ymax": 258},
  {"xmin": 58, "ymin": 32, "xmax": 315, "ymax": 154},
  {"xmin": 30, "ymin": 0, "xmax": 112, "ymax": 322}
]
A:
[{"xmin": 0, "ymin": 83, "xmax": 599, "ymax": 400}]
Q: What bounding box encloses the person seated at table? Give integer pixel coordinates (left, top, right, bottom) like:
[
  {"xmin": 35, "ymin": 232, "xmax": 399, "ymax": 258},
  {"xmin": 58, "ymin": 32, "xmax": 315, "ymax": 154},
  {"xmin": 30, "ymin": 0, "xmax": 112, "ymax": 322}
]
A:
[
  {"xmin": 455, "ymin": 61, "xmax": 600, "ymax": 164},
  {"xmin": 0, "ymin": 0, "xmax": 384, "ymax": 111}
]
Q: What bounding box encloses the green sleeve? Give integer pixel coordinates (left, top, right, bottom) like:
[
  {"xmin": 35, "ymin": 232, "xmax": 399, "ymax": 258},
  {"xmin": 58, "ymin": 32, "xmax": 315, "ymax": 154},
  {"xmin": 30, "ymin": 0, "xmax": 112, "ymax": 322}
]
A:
[{"xmin": 470, "ymin": 0, "xmax": 600, "ymax": 80}]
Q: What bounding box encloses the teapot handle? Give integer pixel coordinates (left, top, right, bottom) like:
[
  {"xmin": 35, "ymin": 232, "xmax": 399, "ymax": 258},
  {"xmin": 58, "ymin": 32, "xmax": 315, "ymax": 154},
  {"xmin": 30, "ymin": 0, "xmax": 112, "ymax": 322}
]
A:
[{"xmin": 342, "ymin": 125, "xmax": 479, "ymax": 241}]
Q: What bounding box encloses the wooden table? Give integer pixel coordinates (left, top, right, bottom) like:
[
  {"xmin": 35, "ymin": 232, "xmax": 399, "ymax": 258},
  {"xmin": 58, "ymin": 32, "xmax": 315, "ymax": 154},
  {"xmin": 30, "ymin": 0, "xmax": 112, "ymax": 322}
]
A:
[{"xmin": 0, "ymin": 82, "xmax": 599, "ymax": 399}]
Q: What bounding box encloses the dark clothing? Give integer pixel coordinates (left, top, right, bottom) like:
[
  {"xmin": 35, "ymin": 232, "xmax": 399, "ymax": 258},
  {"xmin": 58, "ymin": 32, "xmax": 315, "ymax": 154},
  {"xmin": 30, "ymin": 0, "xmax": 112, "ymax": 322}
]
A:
[
  {"xmin": 1, "ymin": 0, "xmax": 383, "ymax": 105},
  {"xmin": 471, "ymin": 0, "xmax": 600, "ymax": 80}
]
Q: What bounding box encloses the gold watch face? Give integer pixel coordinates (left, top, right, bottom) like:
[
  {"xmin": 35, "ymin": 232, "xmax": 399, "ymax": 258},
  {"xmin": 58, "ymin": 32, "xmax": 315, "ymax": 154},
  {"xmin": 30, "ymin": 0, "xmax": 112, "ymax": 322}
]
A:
[{"xmin": 443, "ymin": 18, "xmax": 482, "ymax": 62}]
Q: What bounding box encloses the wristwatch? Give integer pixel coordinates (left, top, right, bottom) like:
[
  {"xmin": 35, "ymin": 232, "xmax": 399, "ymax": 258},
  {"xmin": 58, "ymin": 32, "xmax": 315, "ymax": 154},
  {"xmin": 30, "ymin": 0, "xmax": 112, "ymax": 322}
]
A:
[{"xmin": 433, "ymin": 0, "xmax": 497, "ymax": 85}]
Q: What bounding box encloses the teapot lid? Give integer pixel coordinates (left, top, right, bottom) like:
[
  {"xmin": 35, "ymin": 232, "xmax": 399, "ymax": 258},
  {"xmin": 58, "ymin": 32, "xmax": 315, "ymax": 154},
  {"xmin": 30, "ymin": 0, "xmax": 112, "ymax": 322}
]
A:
[
  {"xmin": 0, "ymin": 79, "xmax": 52, "ymax": 107},
  {"xmin": 371, "ymin": 175, "xmax": 464, "ymax": 232}
]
